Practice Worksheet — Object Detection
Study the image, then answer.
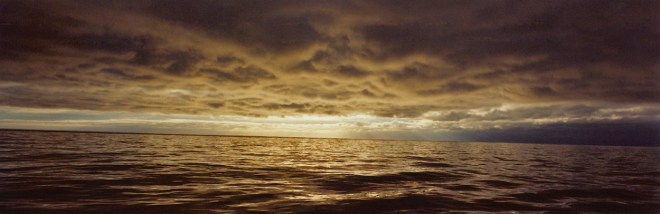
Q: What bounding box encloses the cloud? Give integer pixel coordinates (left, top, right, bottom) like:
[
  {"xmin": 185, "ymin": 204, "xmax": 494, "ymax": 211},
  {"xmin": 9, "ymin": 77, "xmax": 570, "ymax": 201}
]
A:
[
  {"xmin": 361, "ymin": 0, "xmax": 659, "ymax": 102},
  {"xmin": 216, "ymin": 55, "xmax": 246, "ymax": 67},
  {"xmin": 263, "ymin": 84, "xmax": 352, "ymax": 101},
  {"xmin": 207, "ymin": 102, "xmax": 224, "ymax": 108},
  {"xmin": 146, "ymin": 0, "xmax": 324, "ymax": 52},
  {"xmin": 199, "ymin": 65, "xmax": 276, "ymax": 83},
  {"xmin": 100, "ymin": 68, "xmax": 155, "ymax": 80},
  {"xmin": 0, "ymin": 2, "xmax": 159, "ymax": 60},
  {"xmin": 336, "ymin": 65, "xmax": 370, "ymax": 77},
  {"xmin": 372, "ymin": 105, "xmax": 439, "ymax": 118},
  {"xmin": 422, "ymin": 103, "xmax": 660, "ymax": 130},
  {"xmin": 386, "ymin": 63, "xmax": 456, "ymax": 81},
  {"xmin": 362, "ymin": 1, "xmax": 659, "ymax": 66},
  {"xmin": 0, "ymin": 0, "xmax": 658, "ymax": 144},
  {"xmin": 417, "ymin": 82, "xmax": 482, "ymax": 95}
]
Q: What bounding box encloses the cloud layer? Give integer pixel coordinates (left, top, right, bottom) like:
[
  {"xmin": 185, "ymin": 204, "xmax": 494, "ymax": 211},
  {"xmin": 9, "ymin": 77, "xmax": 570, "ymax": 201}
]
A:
[{"xmin": 0, "ymin": 0, "xmax": 658, "ymax": 144}]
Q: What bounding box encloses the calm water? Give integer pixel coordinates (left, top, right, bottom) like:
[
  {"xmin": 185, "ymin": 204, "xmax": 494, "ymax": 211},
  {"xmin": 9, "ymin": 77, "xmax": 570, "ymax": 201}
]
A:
[{"xmin": 1, "ymin": 130, "xmax": 659, "ymax": 213}]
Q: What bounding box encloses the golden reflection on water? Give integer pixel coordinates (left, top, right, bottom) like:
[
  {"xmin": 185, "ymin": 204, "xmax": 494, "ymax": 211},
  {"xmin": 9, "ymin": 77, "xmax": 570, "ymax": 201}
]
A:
[{"xmin": 1, "ymin": 130, "xmax": 659, "ymax": 212}]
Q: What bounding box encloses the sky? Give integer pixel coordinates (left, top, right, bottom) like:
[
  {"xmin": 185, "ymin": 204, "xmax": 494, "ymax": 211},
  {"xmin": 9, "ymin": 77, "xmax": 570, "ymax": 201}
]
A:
[{"xmin": 0, "ymin": 0, "xmax": 658, "ymax": 145}]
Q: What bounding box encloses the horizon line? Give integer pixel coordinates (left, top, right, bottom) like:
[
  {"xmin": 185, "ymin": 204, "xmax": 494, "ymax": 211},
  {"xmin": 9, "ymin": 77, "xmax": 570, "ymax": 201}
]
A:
[{"xmin": 2, "ymin": 128, "xmax": 656, "ymax": 148}]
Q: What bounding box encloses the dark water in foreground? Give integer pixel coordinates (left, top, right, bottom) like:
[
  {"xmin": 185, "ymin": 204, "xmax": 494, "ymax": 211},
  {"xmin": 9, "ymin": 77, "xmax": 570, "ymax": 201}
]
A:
[{"xmin": 1, "ymin": 130, "xmax": 659, "ymax": 213}]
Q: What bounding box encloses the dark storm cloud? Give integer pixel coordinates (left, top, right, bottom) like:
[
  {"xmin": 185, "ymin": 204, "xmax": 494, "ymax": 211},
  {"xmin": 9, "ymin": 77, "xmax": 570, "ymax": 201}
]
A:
[
  {"xmin": 323, "ymin": 79, "xmax": 339, "ymax": 86},
  {"xmin": 99, "ymin": 68, "xmax": 156, "ymax": 81},
  {"xmin": 336, "ymin": 65, "xmax": 370, "ymax": 77},
  {"xmin": 147, "ymin": 0, "xmax": 324, "ymax": 52},
  {"xmin": 200, "ymin": 65, "xmax": 276, "ymax": 83},
  {"xmin": 360, "ymin": 89, "xmax": 376, "ymax": 98},
  {"xmin": 372, "ymin": 105, "xmax": 438, "ymax": 118},
  {"xmin": 0, "ymin": 0, "xmax": 215, "ymax": 86},
  {"xmin": 234, "ymin": 66, "xmax": 277, "ymax": 80},
  {"xmin": 386, "ymin": 63, "xmax": 454, "ymax": 80},
  {"xmin": 260, "ymin": 102, "xmax": 341, "ymax": 115},
  {"xmin": 290, "ymin": 36, "xmax": 370, "ymax": 80},
  {"xmin": 263, "ymin": 84, "xmax": 353, "ymax": 101},
  {"xmin": 67, "ymin": 32, "xmax": 154, "ymax": 55},
  {"xmin": 363, "ymin": 0, "xmax": 659, "ymax": 66},
  {"xmin": 263, "ymin": 82, "xmax": 390, "ymax": 101},
  {"xmin": 0, "ymin": 1, "xmax": 156, "ymax": 60},
  {"xmin": 216, "ymin": 55, "xmax": 245, "ymax": 67},
  {"xmin": 207, "ymin": 102, "xmax": 224, "ymax": 108},
  {"xmin": 293, "ymin": 52, "xmax": 338, "ymax": 73},
  {"xmin": 262, "ymin": 102, "xmax": 310, "ymax": 111},
  {"xmin": 417, "ymin": 82, "xmax": 482, "ymax": 96},
  {"xmin": 0, "ymin": 84, "xmax": 106, "ymax": 110},
  {"xmin": 292, "ymin": 59, "xmax": 372, "ymax": 78},
  {"xmin": 163, "ymin": 51, "xmax": 204, "ymax": 75},
  {"xmin": 361, "ymin": 0, "xmax": 660, "ymax": 102},
  {"xmin": 292, "ymin": 60, "xmax": 318, "ymax": 73},
  {"xmin": 130, "ymin": 49, "xmax": 205, "ymax": 76}
]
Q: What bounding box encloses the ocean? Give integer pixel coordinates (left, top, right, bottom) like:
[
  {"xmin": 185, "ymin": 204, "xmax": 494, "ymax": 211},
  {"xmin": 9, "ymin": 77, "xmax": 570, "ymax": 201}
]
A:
[{"xmin": 1, "ymin": 130, "xmax": 658, "ymax": 213}]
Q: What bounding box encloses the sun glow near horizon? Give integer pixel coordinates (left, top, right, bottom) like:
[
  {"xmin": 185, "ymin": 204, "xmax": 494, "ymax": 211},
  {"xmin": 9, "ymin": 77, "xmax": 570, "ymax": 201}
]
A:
[
  {"xmin": 0, "ymin": 106, "xmax": 401, "ymax": 139},
  {"xmin": 2, "ymin": 102, "xmax": 657, "ymax": 144}
]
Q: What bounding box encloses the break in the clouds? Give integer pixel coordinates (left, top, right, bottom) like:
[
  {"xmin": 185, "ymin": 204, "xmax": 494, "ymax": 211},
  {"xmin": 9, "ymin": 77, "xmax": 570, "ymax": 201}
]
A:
[{"xmin": 0, "ymin": 0, "xmax": 658, "ymax": 145}]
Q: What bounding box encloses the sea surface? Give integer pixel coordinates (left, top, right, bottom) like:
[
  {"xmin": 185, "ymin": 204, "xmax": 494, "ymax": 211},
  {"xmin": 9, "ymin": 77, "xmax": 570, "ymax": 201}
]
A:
[{"xmin": 1, "ymin": 130, "xmax": 659, "ymax": 213}]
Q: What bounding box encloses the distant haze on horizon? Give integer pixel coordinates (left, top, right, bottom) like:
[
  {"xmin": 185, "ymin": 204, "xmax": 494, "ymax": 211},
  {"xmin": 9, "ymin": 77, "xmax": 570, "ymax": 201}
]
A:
[{"xmin": 0, "ymin": 0, "xmax": 658, "ymax": 145}]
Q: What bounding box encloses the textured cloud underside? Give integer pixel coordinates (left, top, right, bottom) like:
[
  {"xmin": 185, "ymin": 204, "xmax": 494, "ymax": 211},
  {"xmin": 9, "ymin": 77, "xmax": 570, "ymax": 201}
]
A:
[{"xmin": 0, "ymin": 0, "xmax": 658, "ymax": 141}]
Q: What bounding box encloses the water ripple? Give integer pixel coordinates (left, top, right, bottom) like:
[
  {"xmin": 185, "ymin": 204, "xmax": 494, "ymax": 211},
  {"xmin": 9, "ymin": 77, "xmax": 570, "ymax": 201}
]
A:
[{"xmin": 1, "ymin": 130, "xmax": 659, "ymax": 213}]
